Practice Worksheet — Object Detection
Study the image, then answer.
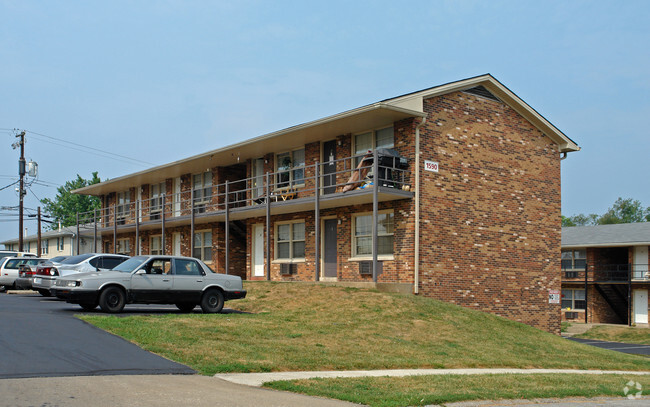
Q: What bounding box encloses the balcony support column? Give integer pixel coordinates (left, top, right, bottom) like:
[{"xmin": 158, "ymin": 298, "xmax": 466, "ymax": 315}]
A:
[
  {"xmin": 372, "ymin": 149, "xmax": 379, "ymax": 283},
  {"xmin": 135, "ymin": 201, "xmax": 140, "ymax": 256},
  {"xmin": 225, "ymin": 181, "xmax": 229, "ymax": 275},
  {"xmin": 113, "ymin": 208, "xmax": 117, "ymax": 255},
  {"xmin": 584, "ymin": 263, "xmax": 588, "ymax": 324},
  {"xmin": 191, "ymin": 189, "xmax": 195, "ymax": 256},
  {"xmin": 266, "ymin": 172, "xmax": 271, "ymax": 281},
  {"xmin": 162, "ymin": 194, "xmax": 166, "ymax": 255},
  {"xmin": 77, "ymin": 212, "xmax": 81, "ymax": 256},
  {"xmin": 628, "ymin": 269, "xmax": 632, "ymax": 326},
  {"xmin": 93, "ymin": 209, "xmax": 97, "ymax": 253},
  {"xmin": 314, "ymin": 162, "xmax": 320, "ymax": 282}
]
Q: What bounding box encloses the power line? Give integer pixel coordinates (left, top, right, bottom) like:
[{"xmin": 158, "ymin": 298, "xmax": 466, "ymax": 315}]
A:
[
  {"xmin": 0, "ymin": 180, "xmax": 19, "ymax": 192},
  {"xmin": 25, "ymin": 129, "xmax": 155, "ymax": 167}
]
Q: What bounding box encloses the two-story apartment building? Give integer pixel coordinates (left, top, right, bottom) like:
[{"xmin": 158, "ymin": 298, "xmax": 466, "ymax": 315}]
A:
[
  {"xmin": 72, "ymin": 74, "xmax": 580, "ymax": 334},
  {"xmin": 1, "ymin": 225, "xmax": 104, "ymax": 258},
  {"xmin": 561, "ymin": 223, "xmax": 649, "ymax": 326}
]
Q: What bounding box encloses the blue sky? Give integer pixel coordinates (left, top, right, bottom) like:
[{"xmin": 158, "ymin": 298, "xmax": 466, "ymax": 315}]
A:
[{"xmin": 1, "ymin": 0, "xmax": 649, "ymax": 242}]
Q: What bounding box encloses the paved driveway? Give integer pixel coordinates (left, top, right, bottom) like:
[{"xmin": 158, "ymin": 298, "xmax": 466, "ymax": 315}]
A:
[
  {"xmin": 566, "ymin": 337, "xmax": 650, "ymax": 356},
  {"xmin": 0, "ymin": 292, "xmax": 195, "ymax": 378}
]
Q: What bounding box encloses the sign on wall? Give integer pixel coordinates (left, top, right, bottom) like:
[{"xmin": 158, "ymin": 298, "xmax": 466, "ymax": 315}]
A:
[
  {"xmin": 424, "ymin": 160, "xmax": 439, "ymax": 173},
  {"xmin": 548, "ymin": 289, "xmax": 561, "ymax": 304}
]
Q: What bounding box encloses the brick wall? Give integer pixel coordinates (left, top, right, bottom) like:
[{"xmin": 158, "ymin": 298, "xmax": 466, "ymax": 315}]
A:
[{"xmin": 417, "ymin": 91, "xmax": 562, "ymax": 334}]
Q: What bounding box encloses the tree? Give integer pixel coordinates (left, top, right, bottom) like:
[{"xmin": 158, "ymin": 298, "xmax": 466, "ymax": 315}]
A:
[
  {"xmin": 41, "ymin": 172, "xmax": 101, "ymax": 230},
  {"xmin": 562, "ymin": 197, "xmax": 650, "ymax": 227}
]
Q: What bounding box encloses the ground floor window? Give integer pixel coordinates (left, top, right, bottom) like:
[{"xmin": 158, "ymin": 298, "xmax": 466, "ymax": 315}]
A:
[
  {"xmin": 276, "ymin": 221, "xmax": 305, "ymax": 260},
  {"xmin": 193, "ymin": 230, "xmax": 212, "ymax": 262},
  {"xmin": 116, "ymin": 238, "xmax": 130, "ymax": 255},
  {"xmin": 41, "ymin": 239, "xmax": 49, "ymax": 255},
  {"xmin": 352, "ymin": 211, "xmax": 394, "ymax": 257},
  {"xmin": 151, "ymin": 235, "xmax": 163, "ymax": 255},
  {"xmin": 562, "ymin": 289, "xmax": 586, "ymax": 310}
]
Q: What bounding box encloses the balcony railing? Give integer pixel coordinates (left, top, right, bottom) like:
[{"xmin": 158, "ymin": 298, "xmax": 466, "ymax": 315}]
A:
[
  {"xmin": 76, "ymin": 153, "xmax": 413, "ymax": 230},
  {"xmin": 562, "ymin": 264, "xmax": 650, "ymax": 282}
]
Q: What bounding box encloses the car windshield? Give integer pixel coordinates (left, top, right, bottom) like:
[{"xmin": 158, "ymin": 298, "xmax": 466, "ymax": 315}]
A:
[
  {"xmin": 59, "ymin": 253, "xmax": 94, "ymax": 265},
  {"xmin": 112, "ymin": 256, "xmax": 148, "ymax": 273}
]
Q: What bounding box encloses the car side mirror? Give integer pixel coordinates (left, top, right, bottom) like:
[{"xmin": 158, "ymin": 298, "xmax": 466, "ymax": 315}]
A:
[{"xmin": 135, "ymin": 269, "xmax": 146, "ymax": 275}]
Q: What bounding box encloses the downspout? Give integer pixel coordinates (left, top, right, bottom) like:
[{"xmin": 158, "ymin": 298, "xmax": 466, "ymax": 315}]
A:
[{"xmin": 414, "ymin": 115, "xmax": 427, "ymax": 295}]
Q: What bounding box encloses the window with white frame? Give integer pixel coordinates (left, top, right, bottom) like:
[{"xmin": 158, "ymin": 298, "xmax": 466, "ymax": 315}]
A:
[
  {"xmin": 150, "ymin": 182, "xmax": 166, "ymax": 219},
  {"xmin": 561, "ymin": 289, "xmax": 586, "ymax": 310},
  {"xmin": 354, "ymin": 127, "xmax": 394, "ymax": 165},
  {"xmin": 41, "ymin": 239, "xmax": 49, "ymax": 255},
  {"xmin": 275, "ymin": 221, "xmax": 305, "ymax": 260},
  {"xmin": 150, "ymin": 235, "xmax": 163, "ymax": 255},
  {"xmin": 193, "ymin": 230, "xmax": 212, "ymax": 262},
  {"xmin": 352, "ymin": 211, "xmax": 394, "ymax": 257},
  {"xmin": 116, "ymin": 191, "xmax": 130, "ymax": 223},
  {"xmin": 116, "ymin": 238, "xmax": 130, "ymax": 255},
  {"xmin": 276, "ymin": 148, "xmax": 305, "ymax": 189},
  {"xmin": 561, "ymin": 249, "xmax": 586, "ymax": 270},
  {"xmin": 193, "ymin": 171, "xmax": 212, "ymax": 212}
]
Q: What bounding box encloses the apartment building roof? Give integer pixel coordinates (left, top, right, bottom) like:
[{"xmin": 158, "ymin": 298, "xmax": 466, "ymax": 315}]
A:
[
  {"xmin": 74, "ymin": 74, "xmax": 579, "ymax": 196},
  {"xmin": 562, "ymin": 222, "xmax": 650, "ymax": 248}
]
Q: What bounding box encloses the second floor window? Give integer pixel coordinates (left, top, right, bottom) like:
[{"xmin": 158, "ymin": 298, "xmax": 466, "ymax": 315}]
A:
[
  {"xmin": 561, "ymin": 250, "xmax": 586, "ymax": 270},
  {"xmin": 150, "ymin": 182, "xmax": 166, "ymax": 218},
  {"xmin": 276, "ymin": 149, "xmax": 305, "ymax": 189},
  {"xmin": 116, "ymin": 191, "xmax": 130, "ymax": 222},
  {"xmin": 354, "ymin": 127, "xmax": 394, "ymax": 165},
  {"xmin": 193, "ymin": 172, "xmax": 212, "ymax": 212}
]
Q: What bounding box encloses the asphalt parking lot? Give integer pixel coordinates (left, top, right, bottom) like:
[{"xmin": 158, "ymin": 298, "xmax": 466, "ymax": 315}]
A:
[
  {"xmin": 566, "ymin": 337, "xmax": 650, "ymax": 356},
  {"xmin": 0, "ymin": 291, "xmax": 195, "ymax": 379}
]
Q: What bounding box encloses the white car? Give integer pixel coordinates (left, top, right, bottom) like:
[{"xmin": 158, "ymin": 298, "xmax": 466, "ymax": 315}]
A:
[
  {"xmin": 54, "ymin": 255, "xmax": 247, "ymax": 313},
  {"xmin": 33, "ymin": 253, "xmax": 129, "ymax": 296},
  {"xmin": 0, "ymin": 257, "xmax": 46, "ymax": 292}
]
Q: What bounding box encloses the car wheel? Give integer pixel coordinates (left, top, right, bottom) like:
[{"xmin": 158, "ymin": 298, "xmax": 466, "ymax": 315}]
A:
[
  {"xmin": 99, "ymin": 287, "xmax": 126, "ymax": 313},
  {"xmin": 175, "ymin": 303, "xmax": 196, "ymax": 313},
  {"xmin": 38, "ymin": 289, "xmax": 51, "ymax": 297},
  {"xmin": 0, "ymin": 286, "xmax": 5, "ymax": 293},
  {"xmin": 200, "ymin": 289, "xmax": 224, "ymax": 313},
  {"xmin": 79, "ymin": 302, "xmax": 98, "ymax": 311}
]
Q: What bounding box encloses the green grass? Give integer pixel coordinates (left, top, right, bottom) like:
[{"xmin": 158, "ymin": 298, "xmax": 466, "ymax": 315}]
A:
[
  {"xmin": 576, "ymin": 325, "xmax": 650, "ymax": 345},
  {"xmin": 80, "ymin": 282, "xmax": 650, "ymax": 375},
  {"xmin": 561, "ymin": 321, "xmax": 570, "ymax": 332},
  {"xmin": 265, "ymin": 374, "xmax": 650, "ymax": 407}
]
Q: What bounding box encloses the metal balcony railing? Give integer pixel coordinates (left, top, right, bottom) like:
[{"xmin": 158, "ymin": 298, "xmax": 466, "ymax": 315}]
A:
[{"xmin": 561, "ymin": 264, "xmax": 650, "ymax": 282}]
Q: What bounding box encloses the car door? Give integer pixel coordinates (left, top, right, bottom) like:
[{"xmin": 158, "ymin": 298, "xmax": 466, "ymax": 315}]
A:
[
  {"xmin": 130, "ymin": 258, "xmax": 173, "ymax": 302},
  {"xmin": 170, "ymin": 258, "xmax": 205, "ymax": 303}
]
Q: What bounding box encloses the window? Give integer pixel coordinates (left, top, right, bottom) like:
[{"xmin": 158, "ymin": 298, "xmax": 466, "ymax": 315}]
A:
[
  {"xmin": 276, "ymin": 221, "xmax": 305, "ymax": 260},
  {"xmin": 150, "ymin": 182, "xmax": 166, "ymax": 219},
  {"xmin": 193, "ymin": 171, "xmax": 212, "ymax": 212},
  {"xmin": 276, "ymin": 148, "xmax": 305, "ymax": 189},
  {"xmin": 116, "ymin": 191, "xmax": 130, "ymax": 223},
  {"xmin": 562, "ymin": 289, "xmax": 586, "ymax": 310},
  {"xmin": 174, "ymin": 258, "xmax": 203, "ymax": 276},
  {"xmin": 116, "ymin": 238, "xmax": 130, "ymax": 255},
  {"xmin": 41, "ymin": 239, "xmax": 49, "ymax": 255},
  {"xmin": 561, "ymin": 250, "xmax": 586, "ymax": 270},
  {"xmin": 193, "ymin": 231, "xmax": 212, "ymax": 262},
  {"xmin": 104, "ymin": 241, "xmax": 111, "ymax": 254},
  {"xmin": 150, "ymin": 235, "xmax": 163, "ymax": 255},
  {"xmin": 57, "ymin": 237, "xmax": 65, "ymax": 251},
  {"xmin": 90, "ymin": 256, "xmax": 127, "ymax": 270},
  {"xmin": 353, "ymin": 211, "xmax": 394, "ymax": 257},
  {"xmin": 354, "ymin": 127, "xmax": 394, "ymax": 164}
]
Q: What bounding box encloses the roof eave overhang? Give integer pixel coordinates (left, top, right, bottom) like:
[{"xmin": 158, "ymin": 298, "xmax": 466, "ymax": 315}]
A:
[
  {"xmin": 562, "ymin": 242, "xmax": 650, "ymax": 249},
  {"xmin": 73, "ymin": 104, "xmax": 426, "ymax": 196}
]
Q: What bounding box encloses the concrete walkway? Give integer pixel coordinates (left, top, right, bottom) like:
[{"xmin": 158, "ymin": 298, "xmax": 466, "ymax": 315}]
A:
[{"xmin": 214, "ymin": 368, "xmax": 650, "ymax": 387}]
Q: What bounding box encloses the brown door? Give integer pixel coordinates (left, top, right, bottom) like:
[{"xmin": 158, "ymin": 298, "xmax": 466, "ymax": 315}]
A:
[{"xmin": 323, "ymin": 219, "xmax": 337, "ymax": 278}]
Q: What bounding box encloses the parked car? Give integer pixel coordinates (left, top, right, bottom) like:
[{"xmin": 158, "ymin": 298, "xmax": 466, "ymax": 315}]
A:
[
  {"xmin": 54, "ymin": 255, "xmax": 247, "ymax": 313},
  {"xmin": 0, "ymin": 257, "xmax": 47, "ymax": 292},
  {"xmin": 15, "ymin": 256, "xmax": 68, "ymax": 290},
  {"xmin": 0, "ymin": 251, "xmax": 37, "ymax": 262},
  {"xmin": 33, "ymin": 253, "xmax": 129, "ymax": 297}
]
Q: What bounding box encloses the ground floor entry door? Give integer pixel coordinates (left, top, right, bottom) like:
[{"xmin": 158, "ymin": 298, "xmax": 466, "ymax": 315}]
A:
[
  {"xmin": 323, "ymin": 219, "xmax": 337, "ymax": 278},
  {"xmin": 173, "ymin": 233, "xmax": 181, "ymax": 256},
  {"xmin": 634, "ymin": 289, "xmax": 648, "ymax": 324},
  {"xmin": 253, "ymin": 224, "xmax": 265, "ymax": 277}
]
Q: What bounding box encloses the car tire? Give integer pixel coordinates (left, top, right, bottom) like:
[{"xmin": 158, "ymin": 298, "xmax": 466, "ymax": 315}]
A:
[
  {"xmin": 79, "ymin": 302, "xmax": 98, "ymax": 311},
  {"xmin": 0, "ymin": 286, "xmax": 5, "ymax": 293},
  {"xmin": 38, "ymin": 289, "xmax": 51, "ymax": 297},
  {"xmin": 99, "ymin": 287, "xmax": 126, "ymax": 313},
  {"xmin": 175, "ymin": 303, "xmax": 196, "ymax": 313},
  {"xmin": 200, "ymin": 289, "xmax": 224, "ymax": 314}
]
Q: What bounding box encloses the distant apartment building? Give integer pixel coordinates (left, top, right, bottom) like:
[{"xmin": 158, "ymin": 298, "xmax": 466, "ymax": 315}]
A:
[{"xmin": 1, "ymin": 225, "xmax": 104, "ymax": 257}]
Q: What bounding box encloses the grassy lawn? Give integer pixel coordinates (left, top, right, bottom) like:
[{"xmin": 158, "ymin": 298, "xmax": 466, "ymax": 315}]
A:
[
  {"xmin": 80, "ymin": 282, "xmax": 650, "ymax": 375},
  {"xmin": 265, "ymin": 374, "xmax": 650, "ymax": 407},
  {"xmin": 576, "ymin": 325, "xmax": 650, "ymax": 345}
]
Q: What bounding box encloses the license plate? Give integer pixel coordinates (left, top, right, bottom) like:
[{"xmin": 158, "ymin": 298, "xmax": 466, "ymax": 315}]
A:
[{"xmin": 33, "ymin": 278, "xmax": 42, "ymax": 284}]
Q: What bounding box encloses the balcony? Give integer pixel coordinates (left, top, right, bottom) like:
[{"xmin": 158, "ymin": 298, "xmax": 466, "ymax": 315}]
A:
[
  {"xmin": 76, "ymin": 153, "xmax": 414, "ymax": 234},
  {"xmin": 562, "ymin": 264, "xmax": 650, "ymax": 283}
]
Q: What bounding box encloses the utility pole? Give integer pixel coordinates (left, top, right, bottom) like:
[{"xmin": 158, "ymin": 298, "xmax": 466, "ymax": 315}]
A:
[
  {"xmin": 37, "ymin": 207, "xmax": 42, "ymax": 257},
  {"xmin": 16, "ymin": 131, "xmax": 26, "ymax": 252}
]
